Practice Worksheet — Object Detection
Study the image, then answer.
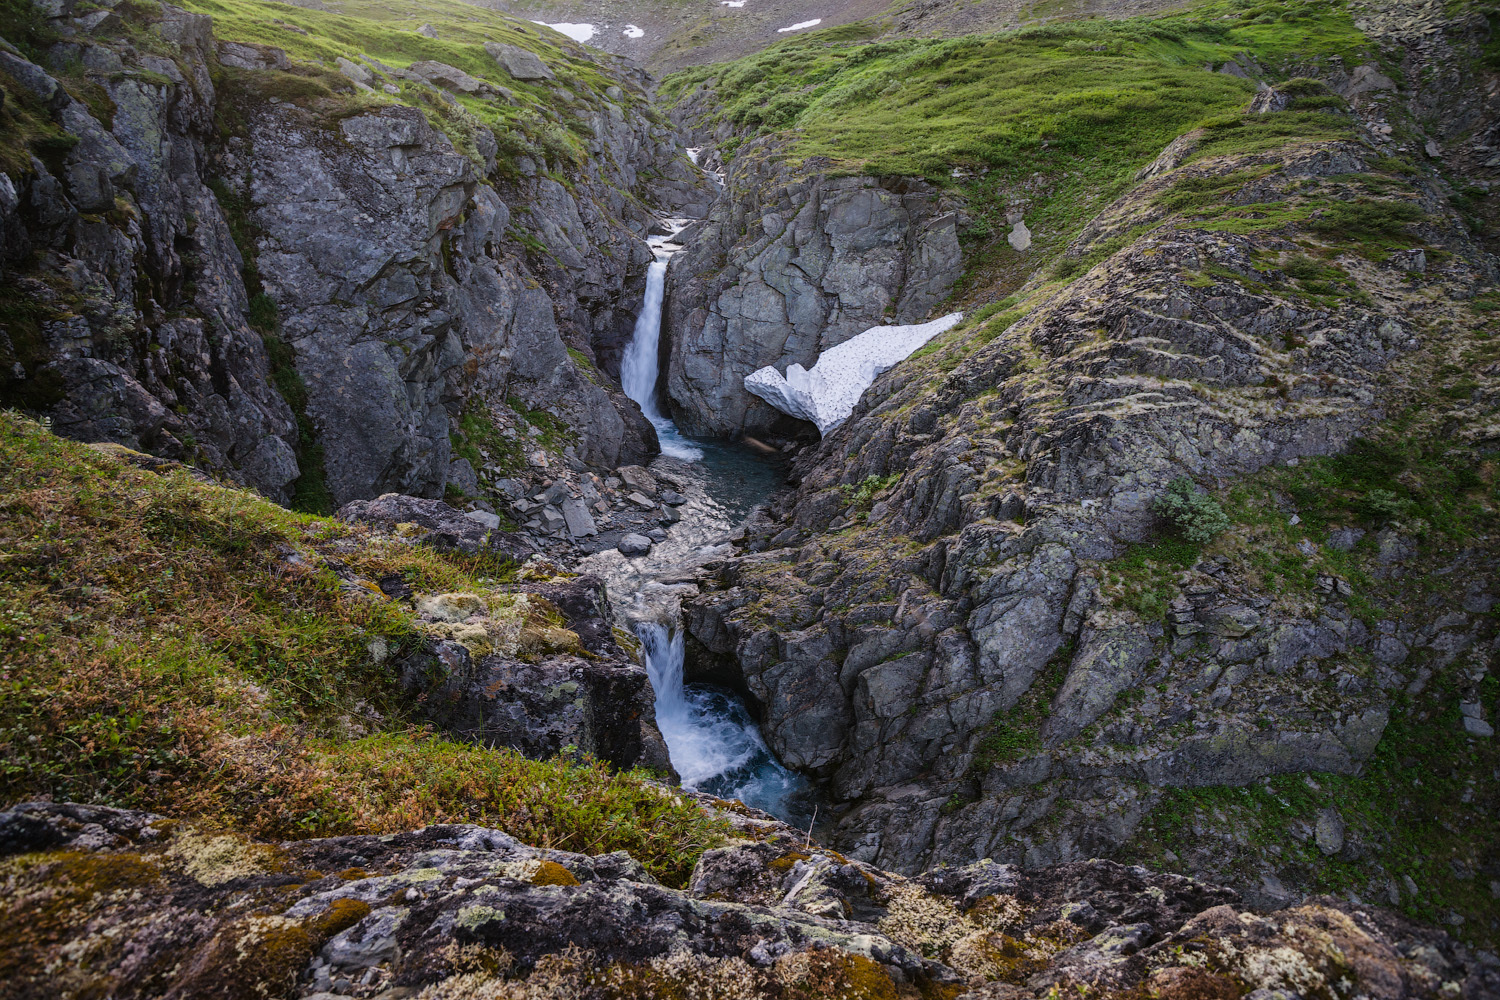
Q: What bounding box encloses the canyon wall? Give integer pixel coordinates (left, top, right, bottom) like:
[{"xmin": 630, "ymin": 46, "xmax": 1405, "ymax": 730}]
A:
[{"xmin": 0, "ymin": 0, "xmax": 713, "ymax": 507}]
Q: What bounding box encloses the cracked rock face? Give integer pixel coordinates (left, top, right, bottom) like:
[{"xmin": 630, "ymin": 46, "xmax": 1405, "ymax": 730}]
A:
[
  {"xmin": 682, "ymin": 120, "xmax": 1498, "ymax": 888},
  {"xmin": 2, "ymin": 2, "xmax": 713, "ymax": 506},
  {"xmin": 1, "ymin": 801, "xmax": 1490, "ymax": 1000},
  {"xmin": 0, "ymin": 9, "xmax": 299, "ymax": 501},
  {"xmin": 662, "ymin": 137, "xmax": 965, "ymax": 436}
]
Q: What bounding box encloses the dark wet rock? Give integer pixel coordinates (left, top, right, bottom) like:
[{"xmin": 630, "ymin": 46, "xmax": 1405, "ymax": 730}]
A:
[{"xmin": 0, "ymin": 34, "xmax": 300, "ymax": 502}]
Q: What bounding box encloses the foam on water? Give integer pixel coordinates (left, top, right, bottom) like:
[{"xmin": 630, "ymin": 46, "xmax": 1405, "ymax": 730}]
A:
[{"xmin": 638, "ymin": 621, "xmax": 809, "ymax": 822}]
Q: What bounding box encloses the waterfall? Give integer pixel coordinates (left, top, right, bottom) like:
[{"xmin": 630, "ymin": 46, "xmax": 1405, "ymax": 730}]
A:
[
  {"xmin": 637, "ymin": 620, "xmax": 808, "ymax": 821},
  {"xmin": 621, "ymin": 224, "xmax": 702, "ymax": 461},
  {"xmin": 606, "ymin": 215, "xmax": 811, "ymax": 825}
]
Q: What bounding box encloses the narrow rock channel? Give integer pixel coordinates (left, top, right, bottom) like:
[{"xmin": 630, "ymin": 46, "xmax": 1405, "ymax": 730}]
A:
[{"xmin": 581, "ymin": 216, "xmax": 812, "ymax": 824}]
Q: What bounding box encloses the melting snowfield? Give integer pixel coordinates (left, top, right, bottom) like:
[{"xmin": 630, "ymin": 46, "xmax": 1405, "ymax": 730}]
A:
[
  {"xmin": 745, "ymin": 312, "xmax": 964, "ymax": 434},
  {"xmin": 531, "ymin": 20, "xmax": 595, "ymax": 41},
  {"xmin": 777, "ymin": 18, "xmax": 821, "ymax": 31},
  {"xmin": 622, "ymin": 24, "xmax": 644, "ymax": 37}
]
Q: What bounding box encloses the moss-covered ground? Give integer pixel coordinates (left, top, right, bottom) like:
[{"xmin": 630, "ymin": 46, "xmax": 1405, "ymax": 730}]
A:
[
  {"xmin": 1135, "ymin": 670, "xmax": 1499, "ymax": 943},
  {"xmin": 1105, "ymin": 398, "xmax": 1500, "ymax": 944},
  {"xmin": 0, "ymin": 413, "xmax": 724, "ymax": 885}
]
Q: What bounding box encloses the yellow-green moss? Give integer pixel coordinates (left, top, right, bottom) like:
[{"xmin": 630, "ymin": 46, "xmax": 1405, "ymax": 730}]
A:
[{"xmin": 530, "ymin": 859, "xmax": 581, "ymax": 887}]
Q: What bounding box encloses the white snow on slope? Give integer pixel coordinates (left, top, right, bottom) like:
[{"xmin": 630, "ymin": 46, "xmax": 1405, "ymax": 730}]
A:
[
  {"xmin": 744, "ymin": 313, "xmax": 963, "ymax": 435},
  {"xmin": 532, "ymin": 21, "xmax": 595, "ymax": 42},
  {"xmin": 622, "ymin": 24, "xmax": 645, "ymax": 38},
  {"xmin": 721, "ymin": 2, "xmax": 746, "ymax": 7},
  {"xmin": 777, "ymin": 18, "xmax": 821, "ymax": 31}
]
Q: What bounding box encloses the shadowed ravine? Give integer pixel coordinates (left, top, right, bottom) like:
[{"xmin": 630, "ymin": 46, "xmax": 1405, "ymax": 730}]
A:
[{"xmin": 588, "ymin": 216, "xmax": 812, "ymax": 824}]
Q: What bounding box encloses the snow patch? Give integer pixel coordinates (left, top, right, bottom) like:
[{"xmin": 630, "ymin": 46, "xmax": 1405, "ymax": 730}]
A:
[
  {"xmin": 721, "ymin": 1, "xmax": 746, "ymax": 6},
  {"xmin": 622, "ymin": 24, "xmax": 644, "ymax": 38},
  {"xmin": 777, "ymin": 18, "xmax": 821, "ymax": 31},
  {"xmin": 744, "ymin": 313, "xmax": 963, "ymax": 435},
  {"xmin": 532, "ymin": 21, "xmax": 595, "ymax": 42}
]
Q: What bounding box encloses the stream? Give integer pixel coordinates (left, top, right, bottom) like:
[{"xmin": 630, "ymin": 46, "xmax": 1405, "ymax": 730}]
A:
[{"xmin": 580, "ymin": 219, "xmax": 813, "ymax": 826}]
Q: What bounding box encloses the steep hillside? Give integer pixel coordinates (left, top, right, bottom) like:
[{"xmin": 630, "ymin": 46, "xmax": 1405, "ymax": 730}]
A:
[
  {"xmin": 5, "ymin": 413, "xmax": 1491, "ymax": 997},
  {"xmin": 486, "ymin": 0, "xmax": 1196, "ymax": 75},
  {"xmin": 663, "ymin": 0, "xmax": 1500, "ymax": 947},
  {"xmin": 0, "ymin": 413, "xmax": 718, "ymax": 879},
  {"xmin": 0, "ymin": 0, "xmax": 710, "ymax": 515}
]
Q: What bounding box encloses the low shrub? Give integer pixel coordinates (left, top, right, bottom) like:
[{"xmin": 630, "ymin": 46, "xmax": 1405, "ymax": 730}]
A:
[{"xmin": 1153, "ymin": 476, "xmax": 1231, "ymax": 543}]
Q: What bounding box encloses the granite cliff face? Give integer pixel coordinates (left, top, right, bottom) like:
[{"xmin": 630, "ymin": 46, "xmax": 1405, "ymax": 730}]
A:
[
  {"xmin": 660, "ymin": 127, "xmax": 965, "ymax": 436},
  {"xmin": 0, "ymin": 0, "xmax": 712, "ymax": 508}
]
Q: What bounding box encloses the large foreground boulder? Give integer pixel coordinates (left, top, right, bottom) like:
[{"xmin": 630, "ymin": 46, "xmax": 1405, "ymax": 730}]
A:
[
  {"xmin": 404, "ymin": 574, "xmax": 676, "ymax": 777},
  {"xmin": 338, "ymin": 493, "xmax": 535, "ymax": 562}
]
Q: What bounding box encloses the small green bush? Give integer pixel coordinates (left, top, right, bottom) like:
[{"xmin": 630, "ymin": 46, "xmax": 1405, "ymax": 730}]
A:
[
  {"xmin": 1153, "ymin": 476, "xmax": 1231, "ymax": 543},
  {"xmin": 840, "ymin": 473, "xmax": 900, "ymax": 510},
  {"xmin": 974, "ymin": 720, "xmax": 1040, "ymax": 766},
  {"xmin": 1360, "ymin": 488, "xmax": 1413, "ymax": 523}
]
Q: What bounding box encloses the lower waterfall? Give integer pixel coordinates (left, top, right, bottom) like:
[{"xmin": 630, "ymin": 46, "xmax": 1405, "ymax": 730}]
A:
[{"xmin": 637, "ymin": 620, "xmax": 808, "ymax": 822}]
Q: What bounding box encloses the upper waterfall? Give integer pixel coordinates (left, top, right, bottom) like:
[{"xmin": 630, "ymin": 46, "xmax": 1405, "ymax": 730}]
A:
[{"xmin": 621, "ymin": 223, "xmax": 702, "ymax": 462}]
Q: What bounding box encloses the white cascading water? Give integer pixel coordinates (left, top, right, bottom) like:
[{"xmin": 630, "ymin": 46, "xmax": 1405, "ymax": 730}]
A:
[
  {"xmin": 620, "ymin": 224, "xmax": 702, "ymax": 462},
  {"xmin": 605, "ymin": 214, "xmax": 810, "ymax": 823},
  {"xmin": 637, "ymin": 620, "xmax": 805, "ymax": 818}
]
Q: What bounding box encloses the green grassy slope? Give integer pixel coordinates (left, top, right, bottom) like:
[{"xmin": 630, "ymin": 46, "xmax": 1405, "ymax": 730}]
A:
[
  {"xmin": 185, "ymin": 0, "xmax": 645, "ymax": 167},
  {"xmin": 0, "ymin": 414, "xmax": 724, "ymax": 885},
  {"xmin": 662, "ymin": 0, "xmax": 1393, "ymax": 295}
]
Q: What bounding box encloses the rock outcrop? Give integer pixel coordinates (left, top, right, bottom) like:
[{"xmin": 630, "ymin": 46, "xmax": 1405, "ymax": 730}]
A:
[
  {"xmin": 402, "ymin": 573, "xmax": 676, "ymax": 778},
  {"xmin": 5, "ymin": 799, "xmax": 1493, "ymax": 1000},
  {"xmin": 0, "ymin": 0, "xmax": 713, "ymax": 509},
  {"xmin": 306, "ymin": 497, "xmax": 674, "ymax": 774},
  {"xmin": 681, "ymin": 85, "xmax": 1500, "ymax": 920},
  {"xmin": 661, "ymin": 136, "xmax": 965, "ymax": 436},
  {"xmin": 0, "ymin": 4, "xmax": 301, "ymax": 502}
]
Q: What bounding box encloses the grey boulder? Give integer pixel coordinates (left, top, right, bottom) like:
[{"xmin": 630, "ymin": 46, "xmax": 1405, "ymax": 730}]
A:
[{"xmin": 618, "ymin": 532, "xmax": 652, "ymax": 556}]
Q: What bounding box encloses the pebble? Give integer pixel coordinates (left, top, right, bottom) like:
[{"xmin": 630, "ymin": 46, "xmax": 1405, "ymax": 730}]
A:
[{"xmin": 464, "ymin": 510, "xmax": 502, "ymax": 531}]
